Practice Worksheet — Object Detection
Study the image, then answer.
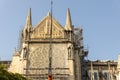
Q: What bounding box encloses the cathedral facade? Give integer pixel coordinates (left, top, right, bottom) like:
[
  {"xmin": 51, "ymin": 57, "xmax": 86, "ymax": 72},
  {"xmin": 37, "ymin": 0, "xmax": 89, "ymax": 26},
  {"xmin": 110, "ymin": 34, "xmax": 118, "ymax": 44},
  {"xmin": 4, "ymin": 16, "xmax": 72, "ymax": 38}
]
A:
[
  {"xmin": 7, "ymin": 8, "xmax": 120, "ymax": 80},
  {"xmin": 8, "ymin": 8, "xmax": 87, "ymax": 80}
]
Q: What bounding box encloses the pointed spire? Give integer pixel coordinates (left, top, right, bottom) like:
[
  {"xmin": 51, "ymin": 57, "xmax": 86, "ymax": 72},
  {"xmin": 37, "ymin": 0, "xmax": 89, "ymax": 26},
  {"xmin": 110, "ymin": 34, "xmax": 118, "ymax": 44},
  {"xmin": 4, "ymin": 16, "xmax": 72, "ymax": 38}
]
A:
[
  {"xmin": 65, "ymin": 8, "xmax": 73, "ymax": 31},
  {"xmin": 47, "ymin": 12, "xmax": 51, "ymax": 17},
  {"xmin": 25, "ymin": 8, "xmax": 32, "ymax": 32}
]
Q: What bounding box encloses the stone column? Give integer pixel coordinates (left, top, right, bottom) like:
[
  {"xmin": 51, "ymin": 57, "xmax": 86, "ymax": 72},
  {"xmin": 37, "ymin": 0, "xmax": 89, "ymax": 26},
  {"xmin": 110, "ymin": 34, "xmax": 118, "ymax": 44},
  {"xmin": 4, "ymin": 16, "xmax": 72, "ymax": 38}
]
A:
[
  {"xmin": 74, "ymin": 50, "xmax": 81, "ymax": 80},
  {"xmin": 67, "ymin": 43, "xmax": 75, "ymax": 80},
  {"xmin": 117, "ymin": 54, "xmax": 120, "ymax": 80},
  {"xmin": 68, "ymin": 59, "xmax": 75, "ymax": 80}
]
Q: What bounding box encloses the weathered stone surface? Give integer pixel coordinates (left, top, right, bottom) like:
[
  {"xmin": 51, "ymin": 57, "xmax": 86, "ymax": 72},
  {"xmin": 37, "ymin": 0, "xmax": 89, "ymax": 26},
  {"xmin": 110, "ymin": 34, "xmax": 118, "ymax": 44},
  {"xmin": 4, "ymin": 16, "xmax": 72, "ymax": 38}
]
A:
[{"xmin": 9, "ymin": 8, "xmax": 83, "ymax": 80}]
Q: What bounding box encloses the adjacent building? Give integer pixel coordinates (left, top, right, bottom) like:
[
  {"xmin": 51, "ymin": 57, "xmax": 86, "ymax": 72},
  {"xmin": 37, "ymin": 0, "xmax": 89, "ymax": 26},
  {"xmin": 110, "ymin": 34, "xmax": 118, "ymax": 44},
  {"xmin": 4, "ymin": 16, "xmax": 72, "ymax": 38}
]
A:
[{"xmin": 84, "ymin": 60, "xmax": 117, "ymax": 80}]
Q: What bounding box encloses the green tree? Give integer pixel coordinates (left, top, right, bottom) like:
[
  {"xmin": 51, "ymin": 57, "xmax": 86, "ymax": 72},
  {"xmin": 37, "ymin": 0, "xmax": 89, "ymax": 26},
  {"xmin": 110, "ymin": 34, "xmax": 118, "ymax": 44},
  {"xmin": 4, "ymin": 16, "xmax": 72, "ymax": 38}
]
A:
[{"xmin": 0, "ymin": 64, "xmax": 29, "ymax": 80}]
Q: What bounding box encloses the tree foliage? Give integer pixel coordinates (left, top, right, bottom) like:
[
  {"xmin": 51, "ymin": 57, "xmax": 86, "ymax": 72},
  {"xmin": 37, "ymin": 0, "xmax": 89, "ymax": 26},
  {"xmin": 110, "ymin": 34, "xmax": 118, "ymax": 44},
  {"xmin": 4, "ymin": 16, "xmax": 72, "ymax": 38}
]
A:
[{"xmin": 0, "ymin": 64, "xmax": 29, "ymax": 80}]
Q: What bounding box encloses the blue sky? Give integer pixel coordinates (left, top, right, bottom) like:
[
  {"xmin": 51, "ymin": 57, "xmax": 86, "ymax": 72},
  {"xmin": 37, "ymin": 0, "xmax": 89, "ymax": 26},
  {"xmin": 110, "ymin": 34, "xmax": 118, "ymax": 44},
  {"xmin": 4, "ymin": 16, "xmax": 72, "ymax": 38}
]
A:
[{"xmin": 0, "ymin": 0, "xmax": 120, "ymax": 60}]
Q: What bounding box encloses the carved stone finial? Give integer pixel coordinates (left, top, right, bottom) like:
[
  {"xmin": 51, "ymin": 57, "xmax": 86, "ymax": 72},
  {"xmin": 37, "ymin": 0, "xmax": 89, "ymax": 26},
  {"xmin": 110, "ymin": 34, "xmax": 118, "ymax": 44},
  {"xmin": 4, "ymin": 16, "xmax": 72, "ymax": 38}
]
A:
[
  {"xmin": 65, "ymin": 8, "xmax": 73, "ymax": 31},
  {"xmin": 23, "ymin": 8, "xmax": 32, "ymax": 40},
  {"xmin": 47, "ymin": 12, "xmax": 51, "ymax": 17},
  {"xmin": 25, "ymin": 8, "xmax": 32, "ymax": 29}
]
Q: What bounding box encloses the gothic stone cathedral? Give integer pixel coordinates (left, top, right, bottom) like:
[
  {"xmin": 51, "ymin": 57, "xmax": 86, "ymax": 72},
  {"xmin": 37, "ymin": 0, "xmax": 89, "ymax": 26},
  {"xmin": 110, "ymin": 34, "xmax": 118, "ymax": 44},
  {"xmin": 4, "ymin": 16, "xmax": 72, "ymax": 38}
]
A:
[{"xmin": 8, "ymin": 8, "xmax": 87, "ymax": 80}]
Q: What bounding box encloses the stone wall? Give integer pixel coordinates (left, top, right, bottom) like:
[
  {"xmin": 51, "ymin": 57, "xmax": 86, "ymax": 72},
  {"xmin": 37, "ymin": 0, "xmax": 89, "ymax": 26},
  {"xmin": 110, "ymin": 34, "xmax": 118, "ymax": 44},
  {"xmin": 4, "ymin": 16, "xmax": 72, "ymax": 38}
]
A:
[{"xmin": 24, "ymin": 43, "xmax": 71, "ymax": 79}]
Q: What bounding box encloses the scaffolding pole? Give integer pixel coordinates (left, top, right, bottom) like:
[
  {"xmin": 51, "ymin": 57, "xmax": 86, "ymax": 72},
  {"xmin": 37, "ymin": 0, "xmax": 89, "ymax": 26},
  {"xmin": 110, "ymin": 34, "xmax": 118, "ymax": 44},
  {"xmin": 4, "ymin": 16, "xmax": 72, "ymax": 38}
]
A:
[{"xmin": 48, "ymin": 0, "xmax": 53, "ymax": 80}]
